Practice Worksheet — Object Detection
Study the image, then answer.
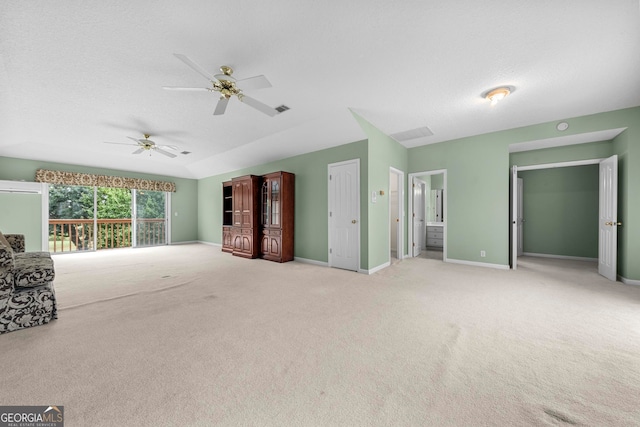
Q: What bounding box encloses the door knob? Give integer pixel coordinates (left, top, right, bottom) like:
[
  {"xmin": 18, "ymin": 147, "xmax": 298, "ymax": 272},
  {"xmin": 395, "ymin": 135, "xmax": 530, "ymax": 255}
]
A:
[
  {"xmin": 605, "ymin": 221, "xmax": 613, "ymax": 226},
  {"xmin": 352, "ymin": 220, "xmax": 357, "ymax": 224},
  {"xmin": 616, "ymin": 221, "xmax": 622, "ymax": 226}
]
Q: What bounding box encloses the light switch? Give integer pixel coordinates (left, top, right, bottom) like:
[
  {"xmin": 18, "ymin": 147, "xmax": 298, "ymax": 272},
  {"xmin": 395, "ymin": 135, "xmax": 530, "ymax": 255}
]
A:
[{"xmin": 371, "ymin": 191, "xmax": 377, "ymax": 203}]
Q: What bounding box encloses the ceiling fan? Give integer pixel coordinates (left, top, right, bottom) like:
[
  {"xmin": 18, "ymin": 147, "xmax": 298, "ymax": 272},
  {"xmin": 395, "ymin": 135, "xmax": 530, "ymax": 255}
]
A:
[
  {"xmin": 164, "ymin": 54, "xmax": 279, "ymax": 117},
  {"xmin": 104, "ymin": 134, "xmax": 178, "ymax": 158}
]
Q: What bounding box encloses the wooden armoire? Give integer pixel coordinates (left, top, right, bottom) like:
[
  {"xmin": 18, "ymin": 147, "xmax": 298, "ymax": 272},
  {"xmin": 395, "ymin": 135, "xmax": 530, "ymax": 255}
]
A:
[
  {"xmin": 221, "ymin": 171, "xmax": 294, "ymax": 262},
  {"xmin": 260, "ymin": 171, "xmax": 294, "ymax": 262}
]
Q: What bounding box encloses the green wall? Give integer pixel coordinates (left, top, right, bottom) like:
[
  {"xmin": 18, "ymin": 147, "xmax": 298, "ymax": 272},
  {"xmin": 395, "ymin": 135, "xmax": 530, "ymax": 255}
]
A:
[
  {"xmin": 409, "ymin": 136, "xmax": 509, "ymax": 266},
  {"xmin": 351, "ymin": 112, "xmax": 409, "ymax": 269},
  {"xmin": 197, "ymin": 140, "xmax": 368, "ymax": 266},
  {"xmin": 431, "ymin": 174, "xmax": 444, "ymax": 190},
  {"xmin": 612, "ymin": 125, "xmax": 639, "ymax": 281},
  {"xmin": 0, "ymin": 156, "xmax": 199, "ymax": 245},
  {"xmin": 509, "ymin": 140, "xmax": 613, "ymax": 166},
  {"xmin": 0, "ymin": 193, "xmax": 42, "ymax": 252},
  {"xmin": 519, "ymin": 166, "xmax": 599, "ymax": 258}
]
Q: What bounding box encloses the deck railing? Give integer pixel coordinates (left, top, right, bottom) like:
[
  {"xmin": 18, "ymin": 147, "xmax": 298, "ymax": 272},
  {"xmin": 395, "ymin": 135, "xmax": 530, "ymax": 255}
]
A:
[{"xmin": 49, "ymin": 218, "xmax": 166, "ymax": 253}]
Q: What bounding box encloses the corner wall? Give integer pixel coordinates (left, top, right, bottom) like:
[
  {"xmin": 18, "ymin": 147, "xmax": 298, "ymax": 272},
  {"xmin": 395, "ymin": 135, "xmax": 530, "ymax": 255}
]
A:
[
  {"xmin": 0, "ymin": 156, "xmax": 199, "ymax": 244},
  {"xmin": 350, "ymin": 112, "xmax": 409, "ymax": 271}
]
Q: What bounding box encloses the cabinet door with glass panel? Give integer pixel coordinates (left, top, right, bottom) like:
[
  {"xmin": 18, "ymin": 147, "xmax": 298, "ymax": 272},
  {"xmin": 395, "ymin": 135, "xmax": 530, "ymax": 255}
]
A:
[
  {"xmin": 260, "ymin": 171, "xmax": 294, "ymax": 263},
  {"xmin": 262, "ymin": 175, "xmax": 282, "ymax": 229}
]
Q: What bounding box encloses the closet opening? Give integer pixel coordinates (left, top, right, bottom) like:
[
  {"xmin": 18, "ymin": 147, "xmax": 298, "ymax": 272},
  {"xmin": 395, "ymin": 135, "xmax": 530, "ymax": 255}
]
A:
[{"xmin": 509, "ymin": 156, "xmax": 618, "ymax": 282}]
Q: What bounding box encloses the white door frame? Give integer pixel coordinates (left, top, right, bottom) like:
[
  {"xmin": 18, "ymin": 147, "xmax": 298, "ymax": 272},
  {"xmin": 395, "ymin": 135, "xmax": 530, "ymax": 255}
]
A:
[
  {"xmin": 389, "ymin": 167, "xmax": 404, "ymax": 261},
  {"xmin": 510, "ymin": 166, "xmax": 518, "ymax": 269},
  {"xmin": 328, "ymin": 159, "xmax": 361, "ymax": 271},
  {"xmin": 511, "ymin": 158, "xmax": 613, "ymax": 274},
  {"xmin": 517, "ymin": 178, "xmax": 524, "ymax": 257},
  {"xmin": 408, "ymin": 169, "xmax": 447, "ymax": 261}
]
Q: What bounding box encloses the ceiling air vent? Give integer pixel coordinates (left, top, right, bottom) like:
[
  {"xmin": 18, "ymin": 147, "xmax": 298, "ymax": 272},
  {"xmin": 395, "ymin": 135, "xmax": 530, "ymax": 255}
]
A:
[
  {"xmin": 181, "ymin": 151, "xmax": 191, "ymax": 155},
  {"xmin": 275, "ymin": 105, "xmax": 290, "ymax": 113},
  {"xmin": 390, "ymin": 126, "xmax": 434, "ymax": 142}
]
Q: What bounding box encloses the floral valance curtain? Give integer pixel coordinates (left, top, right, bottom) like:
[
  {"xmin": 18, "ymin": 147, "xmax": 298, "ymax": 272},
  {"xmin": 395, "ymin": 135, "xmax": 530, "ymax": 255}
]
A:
[{"xmin": 35, "ymin": 169, "xmax": 176, "ymax": 192}]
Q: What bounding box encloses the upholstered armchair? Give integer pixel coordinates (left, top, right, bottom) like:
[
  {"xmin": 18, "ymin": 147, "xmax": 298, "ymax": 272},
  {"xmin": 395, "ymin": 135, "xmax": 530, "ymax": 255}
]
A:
[{"xmin": 0, "ymin": 232, "xmax": 57, "ymax": 334}]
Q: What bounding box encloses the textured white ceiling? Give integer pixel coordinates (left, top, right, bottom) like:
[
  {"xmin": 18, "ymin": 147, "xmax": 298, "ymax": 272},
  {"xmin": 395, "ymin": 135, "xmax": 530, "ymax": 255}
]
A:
[{"xmin": 1, "ymin": 1, "xmax": 639, "ymax": 179}]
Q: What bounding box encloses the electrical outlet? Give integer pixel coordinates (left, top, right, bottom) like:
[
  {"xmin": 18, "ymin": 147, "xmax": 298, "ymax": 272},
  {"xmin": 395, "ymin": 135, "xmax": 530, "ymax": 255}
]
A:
[{"xmin": 480, "ymin": 250, "xmax": 486, "ymax": 257}]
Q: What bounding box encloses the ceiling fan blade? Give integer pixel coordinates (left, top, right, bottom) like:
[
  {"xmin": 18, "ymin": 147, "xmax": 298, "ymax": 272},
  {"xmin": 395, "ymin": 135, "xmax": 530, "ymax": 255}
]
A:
[
  {"xmin": 236, "ymin": 75, "xmax": 272, "ymax": 91},
  {"xmin": 154, "ymin": 148, "xmax": 177, "ymax": 158},
  {"xmin": 240, "ymin": 95, "xmax": 278, "ymax": 117},
  {"xmin": 104, "ymin": 141, "xmax": 137, "ymax": 146},
  {"xmin": 127, "ymin": 136, "xmax": 143, "ymax": 144},
  {"xmin": 173, "ymin": 54, "xmax": 216, "ymax": 81},
  {"xmin": 214, "ymin": 97, "xmax": 229, "ymax": 115},
  {"xmin": 132, "ymin": 148, "xmax": 145, "ymax": 155},
  {"xmin": 162, "ymin": 86, "xmax": 209, "ymax": 91},
  {"xmin": 159, "ymin": 144, "xmax": 179, "ymax": 151}
]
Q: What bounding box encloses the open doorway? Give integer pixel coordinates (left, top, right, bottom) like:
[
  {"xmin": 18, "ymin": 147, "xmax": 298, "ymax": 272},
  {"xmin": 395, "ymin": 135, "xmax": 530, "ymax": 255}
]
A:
[
  {"xmin": 408, "ymin": 169, "xmax": 447, "ymax": 262},
  {"xmin": 509, "ymin": 156, "xmax": 618, "ymax": 281},
  {"xmin": 389, "ymin": 168, "xmax": 404, "ymax": 263}
]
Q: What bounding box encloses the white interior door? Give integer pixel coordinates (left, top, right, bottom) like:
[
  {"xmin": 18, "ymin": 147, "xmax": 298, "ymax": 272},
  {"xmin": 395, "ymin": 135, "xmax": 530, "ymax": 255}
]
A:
[
  {"xmin": 598, "ymin": 155, "xmax": 618, "ymax": 281},
  {"xmin": 412, "ymin": 178, "xmax": 426, "ymax": 257},
  {"xmin": 517, "ymin": 178, "xmax": 524, "ymax": 257},
  {"xmin": 510, "ymin": 166, "xmax": 518, "ymax": 269},
  {"xmin": 328, "ymin": 160, "xmax": 360, "ymax": 271}
]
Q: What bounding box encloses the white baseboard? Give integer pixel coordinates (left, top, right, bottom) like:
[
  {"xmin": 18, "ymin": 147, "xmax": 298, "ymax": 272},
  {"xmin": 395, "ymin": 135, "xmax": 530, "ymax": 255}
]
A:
[
  {"xmin": 618, "ymin": 275, "xmax": 640, "ymax": 286},
  {"xmin": 362, "ymin": 261, "xmax": 391, "ymax": 275},
  {"xmin": 193, "ymin": 240, "xmax": 221, "ymax": 247},
  {"xmin": 523, "ymin": 252, "xmax": 597, "ymax": 262},
  {"xmin": 171, "ymin": 240, "xmax": 203, "ymax": 245},
  {"xmin": 294, "ymin": 257, "xmax": 329, "ymax": 267},
  {"xmin": 446, "ymin": 258, "xmax": 510, "ymax": 270}
]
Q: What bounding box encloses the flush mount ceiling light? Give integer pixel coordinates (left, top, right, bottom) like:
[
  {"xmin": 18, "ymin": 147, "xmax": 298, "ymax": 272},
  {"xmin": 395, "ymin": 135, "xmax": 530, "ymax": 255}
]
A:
[{"xmin": 484, "ymin": 86, "xmax": 512, "ymax": 106}]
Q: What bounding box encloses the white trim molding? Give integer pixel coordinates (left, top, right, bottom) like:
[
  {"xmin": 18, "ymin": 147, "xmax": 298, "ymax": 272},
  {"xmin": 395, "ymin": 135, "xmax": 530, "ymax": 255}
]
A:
[
  {"xmin": 517, "ymin": 158, "xmax": 604, "ymax": 171},
  {"xmin": 195, "ymin": 240, "xmax": 221, "ymax": 247},
  {"xmin": 362, "ymin": 261, "xmax": 391, "ymax": 275},
  {"xmin": 618, "ymin": 276, "xmax": 640, "ymax": 286},
  {"xmin": 522, "ymin": 252, "xmax": 598, "ymax": 262},
  {"xmin": 294, "ymin": 257, "xmax": 329, "ymax": 268},
  {"xmin": 446, "ymin": 258, "xmax": 510, "ymax": 270}
]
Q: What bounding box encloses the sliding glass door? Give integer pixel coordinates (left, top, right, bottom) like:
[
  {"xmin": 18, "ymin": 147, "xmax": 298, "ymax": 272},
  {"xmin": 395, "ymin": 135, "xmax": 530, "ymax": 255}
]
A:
[
  {"xmin": 96, "ymin": 187, "xmax": 132, "ymax": 250},
  {"xmin": 48, "ymin": 184, "xmax": 95, "ymax": 252},
  {"xmin": 48, "ymin": 185, "xmax": 169, "ymax": 253},
  {"xmin": 134, "ymin": 190, "xmax": 167, "ymax": 247}
]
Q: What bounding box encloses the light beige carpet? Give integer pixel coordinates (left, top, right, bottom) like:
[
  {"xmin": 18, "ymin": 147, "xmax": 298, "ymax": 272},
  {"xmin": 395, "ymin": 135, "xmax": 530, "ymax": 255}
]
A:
[{"xmin": 1, "ymin": 244, "xmax": 639, "ymax": 426}]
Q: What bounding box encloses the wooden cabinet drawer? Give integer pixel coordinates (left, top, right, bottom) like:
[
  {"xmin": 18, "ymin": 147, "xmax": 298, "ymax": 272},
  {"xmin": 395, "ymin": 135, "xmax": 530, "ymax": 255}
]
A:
[
  {"xmin": 427, "ymin": 230, "xmax": 443, "ymax": 239},
  {"xmin": 426, "ymin": 237, "xmax": 443, "ymax": 248}
]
